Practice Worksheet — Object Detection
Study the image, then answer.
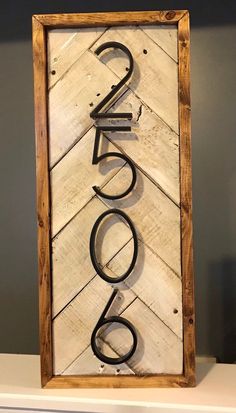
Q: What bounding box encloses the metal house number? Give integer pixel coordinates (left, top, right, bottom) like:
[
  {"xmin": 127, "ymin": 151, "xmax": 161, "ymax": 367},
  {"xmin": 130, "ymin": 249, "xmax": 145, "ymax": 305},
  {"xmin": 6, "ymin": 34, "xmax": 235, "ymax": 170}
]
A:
[{"xmin": 89, "ymin": 42, "xmax": 139, "ymax": 365}]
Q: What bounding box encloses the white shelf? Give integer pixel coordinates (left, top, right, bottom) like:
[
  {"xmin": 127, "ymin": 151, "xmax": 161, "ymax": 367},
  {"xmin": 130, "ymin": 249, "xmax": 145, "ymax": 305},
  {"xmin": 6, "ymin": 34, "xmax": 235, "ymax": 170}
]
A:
[{"xmin": 0, "ymin": 354, "xmax": 235, "ymax": 413}]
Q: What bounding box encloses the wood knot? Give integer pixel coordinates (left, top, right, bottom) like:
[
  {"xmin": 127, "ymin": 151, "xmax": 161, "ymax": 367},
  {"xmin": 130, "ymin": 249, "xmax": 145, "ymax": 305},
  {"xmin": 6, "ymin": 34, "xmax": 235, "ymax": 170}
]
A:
[
  {"xmin": 165, "ymin": 11, "xmax": 176, "ymax": 20},
  {"xmin": 181, "ymin": 41, "xmax": 187, "ymax": 48},
  {"xmin": 38, "ymin": 215, "xmax": 44, "ymax": 227}
]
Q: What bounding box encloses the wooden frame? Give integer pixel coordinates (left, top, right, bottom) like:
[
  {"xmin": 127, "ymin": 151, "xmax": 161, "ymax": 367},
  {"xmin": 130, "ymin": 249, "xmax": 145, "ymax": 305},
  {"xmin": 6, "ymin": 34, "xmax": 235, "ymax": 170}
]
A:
[{"xmin": 33, "ymin": 10, "xmax": 195, "ymax": 388}]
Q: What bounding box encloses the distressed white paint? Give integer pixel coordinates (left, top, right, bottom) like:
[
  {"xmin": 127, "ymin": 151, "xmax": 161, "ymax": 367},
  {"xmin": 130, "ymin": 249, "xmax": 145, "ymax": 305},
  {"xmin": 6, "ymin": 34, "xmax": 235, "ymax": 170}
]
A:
[
  {"xmin": 102, "ymin": 167, "xmax": 181, "ymax": 275},
  {"xmin": 48, "ymin": 28, "xmax": 106, "ymax": 88},
  {"xmin": 105, "ymin": 89, "xmax": 180, "ymax": 204},
  {"xmin": 91, "ymin": 26, "xmax": 179, "ymax": 133},
  {"xmin": 64, "ymin": 339, "xmax": 134, "ymax": 375},
  {"xmin": 48, "ymin": 50, "xmax": 126, "ymax": 167},
  {"xmin": 48, "ymin": 25, "xmax": 182, "ymax": 376},
  {"xmin": 104, "ymin": 239, "xmax": 182, "ymax": 338},
  {"xmin": 51, "ymin": 129, "xmax": 126, "ymax": 236},
  {"xmin": 140, "ymin": 24, "xmax": 178, "ymax": 61},
  {"xmin": 52, "ymin": 196, "xmax": 132, "ymax": 317},
  {"xmin": 53, "ymin": 276, "xmax": 136, "ymax": 374}
]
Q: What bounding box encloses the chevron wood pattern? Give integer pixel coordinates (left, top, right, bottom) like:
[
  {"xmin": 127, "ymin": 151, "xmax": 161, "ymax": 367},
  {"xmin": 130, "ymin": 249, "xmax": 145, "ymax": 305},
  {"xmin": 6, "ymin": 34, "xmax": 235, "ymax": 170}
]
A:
[{"xmin": 47, "ymin": 23, "xmax": 184, "ymax": 377}]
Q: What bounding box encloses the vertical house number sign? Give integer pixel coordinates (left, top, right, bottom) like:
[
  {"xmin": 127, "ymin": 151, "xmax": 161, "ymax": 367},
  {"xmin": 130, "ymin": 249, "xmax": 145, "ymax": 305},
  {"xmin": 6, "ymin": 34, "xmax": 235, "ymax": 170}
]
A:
[{"xmin": 33, "ymin": 10, "xmax": 195, "ymax": 388}]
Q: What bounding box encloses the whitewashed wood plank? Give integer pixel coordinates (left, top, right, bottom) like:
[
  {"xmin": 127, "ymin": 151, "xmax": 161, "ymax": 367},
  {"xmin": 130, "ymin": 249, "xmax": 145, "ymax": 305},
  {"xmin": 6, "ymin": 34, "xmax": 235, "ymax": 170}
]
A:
[
  {"xmin": 63, "ymin": 339, "xmax": 134, "ymax": 375},
  {"xmin": 52, "ymin": 196, "xmax": 133, "ymax": 317},
  {"xmin": 49, "ymin": 27, "xmax": 183, "ymax": 378},
  {"xmin": 91, "ymin": 26, "xmax": 179, "ymax": 133},
  {"xmin": 139, "ymin": 25, "xmax": 178, "ymax": 62},
  {"xmin": 102, "ymin": 167, "xmax": 181, "ymax": 275},
  {"xmin": 106, "ymin": 89, "xmax": 180, "ymax": 204},
  {"xmin": 48, "ymin": 50, "xmax": 126, "ymax": 167},
  {"xmin": 104, "ymin": 239, "xmax": 182, "ymax": 338},
  {"xmin": 104, "ymin": 298, "xmax": 183, "ymax": 374},
  {"xmin": 51, "ymin": 128, "xmax": 128, "ymax": 237},
  {"xmin": 48, "ymin": 28, "xmax": 106, "ymax": 88},
  {"xmin": 53, "ymin": 277, "xmax": 136, "ymax": 374}
]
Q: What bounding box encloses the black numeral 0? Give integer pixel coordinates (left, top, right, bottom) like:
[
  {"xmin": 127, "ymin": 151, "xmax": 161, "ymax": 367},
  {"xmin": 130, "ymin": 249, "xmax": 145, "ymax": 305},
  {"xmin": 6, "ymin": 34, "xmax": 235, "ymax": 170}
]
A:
[
  {"xmin": 91, "ymin": 289, "xmax": 137, "ymax": 365},
  {"xmin": 90, "ymin": 208, "xmax": 138, "ymax": 283}
]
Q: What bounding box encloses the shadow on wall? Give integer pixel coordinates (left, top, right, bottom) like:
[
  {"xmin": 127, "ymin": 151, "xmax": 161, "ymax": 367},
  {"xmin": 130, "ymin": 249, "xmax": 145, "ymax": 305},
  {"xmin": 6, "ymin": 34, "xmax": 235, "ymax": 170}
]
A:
[{"xmin": 208, "ymin": 259, "xmax": 236, "ymax": 363}]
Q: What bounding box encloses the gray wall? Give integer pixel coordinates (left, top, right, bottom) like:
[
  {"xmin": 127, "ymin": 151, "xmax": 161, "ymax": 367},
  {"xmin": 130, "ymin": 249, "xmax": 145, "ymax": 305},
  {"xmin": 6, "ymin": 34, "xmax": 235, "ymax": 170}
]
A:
[{"xmin": 0, "ymin": 0, "xmax": 236, "ymax": 362}]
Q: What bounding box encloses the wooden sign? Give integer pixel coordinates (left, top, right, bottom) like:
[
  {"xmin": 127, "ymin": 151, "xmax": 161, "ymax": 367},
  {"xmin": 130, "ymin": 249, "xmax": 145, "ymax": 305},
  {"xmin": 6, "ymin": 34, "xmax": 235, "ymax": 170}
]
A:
[{"xmin": 33, "ymin": 10, "xmax": 195, "ymax": 388}]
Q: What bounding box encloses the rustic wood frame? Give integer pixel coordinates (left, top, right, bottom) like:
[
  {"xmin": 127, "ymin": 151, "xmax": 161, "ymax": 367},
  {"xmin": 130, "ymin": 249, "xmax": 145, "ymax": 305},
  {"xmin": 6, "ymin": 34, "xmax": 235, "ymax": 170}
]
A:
[{"xmin": 32, "ymin": 10, "xmax": 195, "ymax": 388}]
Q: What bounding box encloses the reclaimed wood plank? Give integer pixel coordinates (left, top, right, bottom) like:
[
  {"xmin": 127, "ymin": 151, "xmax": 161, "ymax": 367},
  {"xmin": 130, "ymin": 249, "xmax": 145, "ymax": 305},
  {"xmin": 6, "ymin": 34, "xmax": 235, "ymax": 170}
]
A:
[
  {"xmin": 46, "ymin": 373, "xmax": 188, "ymax": 388},
  {"xmin": 48, "ymin": 50, "xmax": 127, "ymax": 167},
  {"xmin": 101, "ymin": 167, "xmax": 181, "ymax": 275},
  {"xmin": 48, "ymin": 27, "xmax": 106, "ymax": 88},
  {"xmin": 104, "ymin": 239, "xmax": 182, "ymax": 338},
  {"xmin": 91, "ymin": 26, "xmax": 179, "ymax": 133},
  {"xmin": 103, "ymin": 298, "xmax": 183, "ymax": 374},
  {"xmin": 178, "ymin": 11, "xmax": 195, "ymax": 386},
  {"xmin": 53, "ymin": 274, "xmax": 182, "ymax": 375},
  {"xmin": 140, "ymin": 24, "xmax": 178, "ymax": 61},
  {"xmin": 53, "ymin": 277, "xmax": 136, "ymax": 374},
  {"xmin": 52, "ymin": 196, "xmax": 132, "ymax": 317},
  {"xmin": 63, "ymin": 339, "xmax": 134, "ymax": 375},
  {"xmin": 50, "ymin": 128, "xmax": 125, "ymax": 237},
  {"xmin": 106, "ymin": 89, "xmax": 180, "ymax": 204},
  {"xmin": 35, "ymin": 11, "xmax": 187, "ymax": 27},
  {"xmin": 48, "ymin": 29, "xmax": 180, "ymax": 204},
  {"xmin": 32, "ymin": 16, "xmax": 52, "ymax": 387}
]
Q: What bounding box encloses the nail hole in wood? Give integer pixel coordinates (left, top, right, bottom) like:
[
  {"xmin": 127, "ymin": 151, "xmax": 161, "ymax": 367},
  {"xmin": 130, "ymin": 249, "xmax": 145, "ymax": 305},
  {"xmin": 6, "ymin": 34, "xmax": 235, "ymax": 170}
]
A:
[
  {"xmin": 51, "ymin": 70, "xmax": 56, "ymax": 75},
  {"xmin": 116, "ymin": 368, "xmax": 120, "ymax": 373},
  {"xmin": 96, "ymin": 93, "xmax": 100, "ymax": 96},
  {"xmin": 111, "ymin": 85, "xmax": 116, "ymax": 89},
  {"xmin": 125, "ymin": 67, "xmax": 129, "ymax": 71},
  {"xmin": 189, "ymin": 318, "xmax": 193, "ymax": 324},
  {"xmin": 143, "ymin": 49, "xmax": 148, "ymax": 55},
  {"xmin": 173, "ymin": 308, "xmax": 178, "ymax": 314},
  {"xmin": 89, "ymin": 102, "xmax": 94, "ymax": 107}
]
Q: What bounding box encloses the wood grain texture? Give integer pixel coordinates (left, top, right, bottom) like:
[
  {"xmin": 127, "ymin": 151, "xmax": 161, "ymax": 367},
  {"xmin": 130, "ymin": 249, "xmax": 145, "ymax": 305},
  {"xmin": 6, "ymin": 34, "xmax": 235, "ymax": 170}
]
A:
[
  {"xmin": 49, "ymin": 43, "xmax": 180, "ymax": 203},
  {"xmin": 34, "ymin": 11, "xmax": 188, "ymax": 27},
  {"xmin": 50, "ymin": 129, "xmax": 125, "ymax": 236},
  {"xmin": 52, "ymin": 195, "xmax": 132, "ymax": 317},
  {"xmin": 90, "ymin": 26, "xmax": 179, "ymax": 133},
  {"xmin": 53, "ymin": 275, "xmax": 182, "ymax": 375},
  {"xmin": 140, "ymin": 24, "xmax": 178, "ymax": 61},
  {"xmin": 103, "ymin": 87, "xmax": 180, "ymax": 205},
  {"xmin": 48, "ymin": 50, "xmax": 126, "ymax": 166},
  {"xmin": 64, "ymin": 338, "xmax": 135, "ymax": 375},
  {"xmin": 45, "ymin": 373, "xmax": 189, "ymax": 388},
  {"xmin": 33, "ymin": 10, "xmax": 195, "ymax": 388},
  {"xmin": 105, "ymin": 239, "xmax": 182, "ymax": 338},
  {"xmin": 49, "ymin": 25, "xmax": 182, "ymax": 376},
  {"xmin": 53, "ymin": 276, "xmax": 136, "ymax": 374},
  {"xmin": 32, "ymin": 16, "xmax": 52, "ymax": 387},
  {"xmin": 178, "ymin": 11, "xmax": 195, "ymax": 387},
  {"xmin": 101, "ymin": 167, "xmax": 181, "ymax": 275},
  {"xmin": 55, "ymin": 235, "xmax": 183, "ymax": 375},
  {"xmin": 48, "ymin": 27, "xmax": 106, "ymax": 88}
]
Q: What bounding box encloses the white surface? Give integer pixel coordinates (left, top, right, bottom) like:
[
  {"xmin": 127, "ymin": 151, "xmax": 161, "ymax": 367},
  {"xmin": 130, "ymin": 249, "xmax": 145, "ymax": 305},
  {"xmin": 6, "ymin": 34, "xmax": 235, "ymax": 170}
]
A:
[{"xmin": 0, "ymin": 354, "xmax": 235, "ymax": 413}]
